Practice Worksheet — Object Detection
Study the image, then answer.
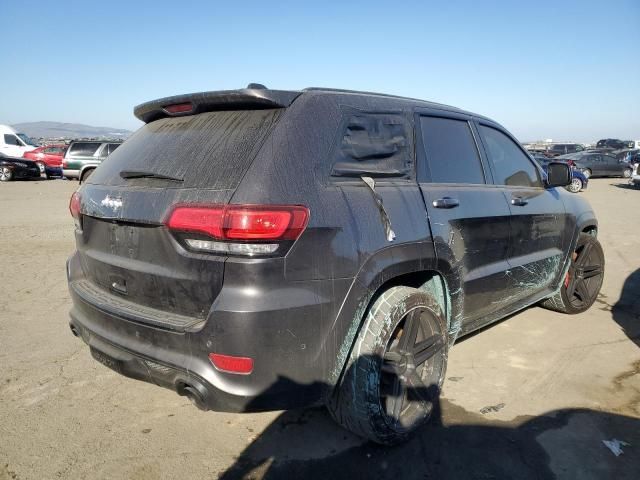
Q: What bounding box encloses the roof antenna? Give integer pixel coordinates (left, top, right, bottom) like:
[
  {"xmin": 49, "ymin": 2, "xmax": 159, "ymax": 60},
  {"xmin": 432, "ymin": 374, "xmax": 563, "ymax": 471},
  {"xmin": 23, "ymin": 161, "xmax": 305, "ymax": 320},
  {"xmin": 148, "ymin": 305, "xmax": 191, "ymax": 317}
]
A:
[{"xmin": 246, "ymin": 83, "xmax": 267, "ymax": 90}]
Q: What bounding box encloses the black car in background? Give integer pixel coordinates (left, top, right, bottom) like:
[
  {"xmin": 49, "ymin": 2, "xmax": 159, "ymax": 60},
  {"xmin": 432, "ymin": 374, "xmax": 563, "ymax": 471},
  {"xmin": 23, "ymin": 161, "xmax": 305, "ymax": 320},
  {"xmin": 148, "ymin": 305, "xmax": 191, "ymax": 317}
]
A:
[
  {"xmin": 596, "ymin": 138, "xmax": 633, "ymax": 150},
  {"xmin": 545, "ymin": 143, "xmax": 585, "ymax": 157},
  {"xmin": 557, "ymin": 151, "xmax": 633, "ymax": 178},
  {"xmin": 0, "ymin": 153, "xmax": 42, "ymax": 182},
  {"xmin": 67, "ymin": 85, "xmax": 602, "ymax": 445}
]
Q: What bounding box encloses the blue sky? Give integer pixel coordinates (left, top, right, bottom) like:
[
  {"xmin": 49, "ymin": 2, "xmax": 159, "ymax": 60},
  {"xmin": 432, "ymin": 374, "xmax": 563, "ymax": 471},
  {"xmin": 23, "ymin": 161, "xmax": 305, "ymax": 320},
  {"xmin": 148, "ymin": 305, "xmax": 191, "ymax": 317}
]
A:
[{"xmin": 3, "ymin": 0, "xmax": 639, "ymax": 142}]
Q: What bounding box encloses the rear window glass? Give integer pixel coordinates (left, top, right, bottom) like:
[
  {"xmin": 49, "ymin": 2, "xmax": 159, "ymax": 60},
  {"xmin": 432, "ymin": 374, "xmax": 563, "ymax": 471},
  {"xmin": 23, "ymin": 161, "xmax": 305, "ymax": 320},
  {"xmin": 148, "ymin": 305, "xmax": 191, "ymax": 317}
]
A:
[
  {"xmin": 69, "ymin": 142, "xmax": 101, "ymax": 156},
  {"xmin": 419, "ymin": 116, "xmax": 485, "ymax": 184},
  {"xmin": 89, "ymin": 109, "xmax": 282, "ymax": 188}
]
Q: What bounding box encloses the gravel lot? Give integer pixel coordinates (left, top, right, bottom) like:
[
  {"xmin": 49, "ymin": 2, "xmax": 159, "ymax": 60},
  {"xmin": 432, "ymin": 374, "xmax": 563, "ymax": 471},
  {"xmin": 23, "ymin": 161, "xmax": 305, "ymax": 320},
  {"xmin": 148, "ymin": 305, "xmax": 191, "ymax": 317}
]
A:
[{"xmin": 1, "ymin": 178, "xmax": 639, "ymax": 479}]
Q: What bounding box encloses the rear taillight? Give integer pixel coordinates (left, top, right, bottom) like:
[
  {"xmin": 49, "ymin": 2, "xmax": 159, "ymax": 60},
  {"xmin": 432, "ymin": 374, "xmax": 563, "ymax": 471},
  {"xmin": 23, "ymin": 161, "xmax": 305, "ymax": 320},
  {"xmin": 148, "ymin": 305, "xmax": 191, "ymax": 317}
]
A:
[
  {"xmin": 166, "ymin": 204, "xmax": 309, "ymax": 256},
  {"xmin": 69, "ymin": 191, "xmax": 82, "ymax": 229},
  {"xmin": 209, "ymin": 353, "xmax": 254, "ymax": 375}
]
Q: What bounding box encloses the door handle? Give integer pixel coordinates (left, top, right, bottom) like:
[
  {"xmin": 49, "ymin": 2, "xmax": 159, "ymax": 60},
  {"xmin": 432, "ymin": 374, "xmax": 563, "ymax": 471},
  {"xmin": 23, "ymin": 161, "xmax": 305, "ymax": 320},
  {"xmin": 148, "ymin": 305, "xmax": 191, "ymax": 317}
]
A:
[
  {"xmin": 511, "ymin": 197, "xmax": 528, "ymax": 206},
  {"xmin": 432, "ymin": 197, "xmax": 460, "ymax": 209}
]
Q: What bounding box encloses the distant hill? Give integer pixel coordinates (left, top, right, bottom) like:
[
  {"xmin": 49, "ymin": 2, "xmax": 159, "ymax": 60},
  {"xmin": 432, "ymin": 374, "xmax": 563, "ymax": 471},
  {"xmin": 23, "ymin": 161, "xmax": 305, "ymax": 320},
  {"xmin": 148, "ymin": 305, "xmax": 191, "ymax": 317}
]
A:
[{"xmin": 12, "ymin": 121, "xmax": 132, "ymax": 139}]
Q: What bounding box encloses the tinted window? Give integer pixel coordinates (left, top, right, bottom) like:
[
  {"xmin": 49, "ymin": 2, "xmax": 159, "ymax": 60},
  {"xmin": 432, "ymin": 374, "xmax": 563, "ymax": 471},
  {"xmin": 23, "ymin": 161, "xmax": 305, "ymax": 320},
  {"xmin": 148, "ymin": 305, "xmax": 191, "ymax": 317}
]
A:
[
  {"xmin": 479, "ymin": 125, "xmax": 542, "ymax": 187},
  {"xmin": 68, "ymin": 142, "xmax": 101, "ymax": 156},
  {"xmin": 107, "ymin": 143, "xmax": 121, "ymax": 155},
  {"xmin": 419, "ymin": 116, "xmax": 484, "ymax": 184},
  {"xmin": 4, "ymin": 134, "xmax": 21, "ymax": 146}
]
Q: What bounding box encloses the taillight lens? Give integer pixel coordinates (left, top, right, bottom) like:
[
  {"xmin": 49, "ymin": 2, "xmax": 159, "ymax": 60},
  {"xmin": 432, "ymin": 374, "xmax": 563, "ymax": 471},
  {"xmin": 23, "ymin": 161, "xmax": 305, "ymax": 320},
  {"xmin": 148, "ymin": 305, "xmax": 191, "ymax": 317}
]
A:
[
  {"xmin": 166, "ymin": 204, "xmax": 309, "ymax": 256},
  {"xmin": 209, "ymin": 353, "xmax": 254, "ymax": 375},
  {"xmin": 69, "ymin": 191, "xmax": 82, "ymax": 228}
]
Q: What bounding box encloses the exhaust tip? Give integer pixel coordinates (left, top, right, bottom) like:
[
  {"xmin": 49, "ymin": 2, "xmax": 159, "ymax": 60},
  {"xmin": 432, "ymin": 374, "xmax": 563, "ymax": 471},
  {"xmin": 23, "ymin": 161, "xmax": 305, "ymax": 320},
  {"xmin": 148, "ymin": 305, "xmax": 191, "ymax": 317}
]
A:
[
  {"xmin": 69, "ymin": 322, "xmax": 80, "ymax": 337},
  {"xmin": 176, "ymin": 381, "xmax": 209, "ymax": 411}
]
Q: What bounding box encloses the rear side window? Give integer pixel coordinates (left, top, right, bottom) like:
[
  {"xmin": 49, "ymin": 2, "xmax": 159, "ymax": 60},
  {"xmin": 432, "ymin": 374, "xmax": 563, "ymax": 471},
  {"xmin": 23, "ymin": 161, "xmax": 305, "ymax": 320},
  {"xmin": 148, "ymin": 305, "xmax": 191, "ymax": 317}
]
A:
[
  {"xmin": 69, "ymin": 142, "xmax": 101, "ymax": 156},
  {"xmin": 419, "ymin": 116, "xmax": 485, "ymax": 184},
  {"xmin": 90, "ymin": 109, "xmax": 282, "ymax": 188},
  {"xmin": 479, "ymin": 125, "xmax": 542, "ymax": 187}
]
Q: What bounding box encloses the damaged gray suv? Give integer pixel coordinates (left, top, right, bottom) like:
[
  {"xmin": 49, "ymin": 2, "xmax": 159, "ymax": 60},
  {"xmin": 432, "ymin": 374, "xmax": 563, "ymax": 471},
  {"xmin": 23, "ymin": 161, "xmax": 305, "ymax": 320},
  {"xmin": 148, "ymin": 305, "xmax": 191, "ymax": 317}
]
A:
[{"xmin": 67, "ymin": 85, "xmax": 604, "ymax": 444}]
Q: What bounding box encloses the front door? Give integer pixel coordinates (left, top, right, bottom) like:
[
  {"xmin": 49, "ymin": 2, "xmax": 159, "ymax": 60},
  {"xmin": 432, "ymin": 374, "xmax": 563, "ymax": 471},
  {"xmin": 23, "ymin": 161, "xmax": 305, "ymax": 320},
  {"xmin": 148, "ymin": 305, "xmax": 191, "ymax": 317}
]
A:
[
  {"xmin": 416, "ymin": 113, "xmax": 513, "ymax": 328},
  {"xmin": 476, "ymin": 123, "xmax": 568, "ymax": 304}
]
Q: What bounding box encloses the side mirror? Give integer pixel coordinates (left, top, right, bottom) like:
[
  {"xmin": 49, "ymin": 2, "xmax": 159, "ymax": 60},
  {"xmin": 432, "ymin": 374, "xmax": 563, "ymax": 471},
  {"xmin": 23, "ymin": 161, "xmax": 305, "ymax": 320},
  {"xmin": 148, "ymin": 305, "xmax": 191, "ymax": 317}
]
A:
[{"xmin": 546, "ymin": 162, "xmax": 572, "ymax": 188}]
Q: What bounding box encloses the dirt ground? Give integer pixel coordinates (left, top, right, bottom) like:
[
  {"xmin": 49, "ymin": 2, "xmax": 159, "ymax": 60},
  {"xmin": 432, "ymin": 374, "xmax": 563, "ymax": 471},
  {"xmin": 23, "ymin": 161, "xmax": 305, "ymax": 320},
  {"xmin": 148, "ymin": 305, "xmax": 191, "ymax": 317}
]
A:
[{"xmin": 1, "ymin": 177, "xmax": 639, "ymax": 480}]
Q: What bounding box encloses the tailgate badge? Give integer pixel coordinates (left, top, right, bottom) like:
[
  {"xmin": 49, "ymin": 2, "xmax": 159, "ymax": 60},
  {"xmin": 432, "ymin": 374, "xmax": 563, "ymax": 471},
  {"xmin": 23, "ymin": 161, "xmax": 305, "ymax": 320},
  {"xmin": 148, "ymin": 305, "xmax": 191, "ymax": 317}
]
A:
[{"xmin": 101, "ymin": 195, "xmax": 123, "ymax": 211}]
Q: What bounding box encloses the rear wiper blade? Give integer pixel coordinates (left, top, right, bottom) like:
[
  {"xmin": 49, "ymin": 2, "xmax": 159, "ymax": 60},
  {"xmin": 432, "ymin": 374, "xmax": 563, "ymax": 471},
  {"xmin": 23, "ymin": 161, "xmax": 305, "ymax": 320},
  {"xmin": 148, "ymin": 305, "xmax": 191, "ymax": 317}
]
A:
[{"xmin": 119, "ymin": 170, "xmax": 184, "ymax": 182}]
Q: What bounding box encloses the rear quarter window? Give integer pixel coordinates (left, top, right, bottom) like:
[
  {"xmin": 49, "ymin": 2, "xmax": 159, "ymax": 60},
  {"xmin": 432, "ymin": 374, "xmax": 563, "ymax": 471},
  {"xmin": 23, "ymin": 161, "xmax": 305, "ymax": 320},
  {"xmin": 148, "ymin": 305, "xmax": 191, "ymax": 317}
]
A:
[
  {"xmin": 69, "ymin": 143, "xmax": 101, "ymax": 156},
  {"xmin": 330, "ymin": 112, "xmax": 413, "ymax": 178}
]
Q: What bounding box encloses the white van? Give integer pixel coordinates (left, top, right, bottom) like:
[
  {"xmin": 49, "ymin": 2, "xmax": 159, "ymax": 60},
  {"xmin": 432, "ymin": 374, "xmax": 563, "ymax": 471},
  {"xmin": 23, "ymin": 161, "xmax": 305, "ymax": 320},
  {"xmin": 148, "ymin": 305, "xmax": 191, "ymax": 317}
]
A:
[{"xmin": 0, "ymin": 125, "xmax": 38, "ymax": 157}]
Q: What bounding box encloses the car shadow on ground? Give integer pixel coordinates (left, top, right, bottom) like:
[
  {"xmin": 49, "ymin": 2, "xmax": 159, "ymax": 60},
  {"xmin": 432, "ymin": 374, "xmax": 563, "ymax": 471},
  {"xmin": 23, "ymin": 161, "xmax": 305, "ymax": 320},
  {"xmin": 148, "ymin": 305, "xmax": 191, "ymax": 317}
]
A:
[
  {"xmin": 218, "ymin": 358, "xmax": 640, "ymax": 480},
  {"xmin": 612, "ymin": 269, "xmax": 640, "ymax": 348},
  {"xmin": 610, "ymin": 182, "xmax": 639, "ymax": 190}
]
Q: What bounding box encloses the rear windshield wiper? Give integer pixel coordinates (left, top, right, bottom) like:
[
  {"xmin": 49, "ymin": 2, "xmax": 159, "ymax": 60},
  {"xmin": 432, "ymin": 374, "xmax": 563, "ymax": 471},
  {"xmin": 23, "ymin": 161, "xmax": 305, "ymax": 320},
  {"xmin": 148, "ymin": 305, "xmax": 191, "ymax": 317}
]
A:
[{"xmin": 119, "ymin": 170, "xmax": 184, "ymax": 182}]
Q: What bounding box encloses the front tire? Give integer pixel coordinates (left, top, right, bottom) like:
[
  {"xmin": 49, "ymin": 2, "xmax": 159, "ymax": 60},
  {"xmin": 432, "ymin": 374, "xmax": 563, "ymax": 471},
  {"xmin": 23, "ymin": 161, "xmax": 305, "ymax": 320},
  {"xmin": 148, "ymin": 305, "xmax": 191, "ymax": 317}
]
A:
[
  {"xmin": 327, "ymin": 286, "xmax": 448, "ymax": 445},
  {"xmin": 0, "ymin": 166, "xmax": 13, "ymax": 182},
  {"xmin": 541, "ymin": 233, "xmax": 604, "ymax": 314},
  {"xmin": 623, "ymin": 168, "xmax": 632, "ymax": 178},
  {"xmin": 566, "ymin": 177, "xmax": 583, "ymax": 193}
]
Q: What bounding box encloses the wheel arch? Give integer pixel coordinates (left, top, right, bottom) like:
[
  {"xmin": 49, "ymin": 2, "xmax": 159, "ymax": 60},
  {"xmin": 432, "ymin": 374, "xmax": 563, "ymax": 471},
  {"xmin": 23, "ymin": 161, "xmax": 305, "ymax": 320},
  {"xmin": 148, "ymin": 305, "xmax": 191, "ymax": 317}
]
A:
[
  {"xmin": 79, "ymin": 165, "xmax": 96, "ymax": 183},
  {"xmin": 328, "ymin": 242, "xmax": 457, "ymax": 386}
]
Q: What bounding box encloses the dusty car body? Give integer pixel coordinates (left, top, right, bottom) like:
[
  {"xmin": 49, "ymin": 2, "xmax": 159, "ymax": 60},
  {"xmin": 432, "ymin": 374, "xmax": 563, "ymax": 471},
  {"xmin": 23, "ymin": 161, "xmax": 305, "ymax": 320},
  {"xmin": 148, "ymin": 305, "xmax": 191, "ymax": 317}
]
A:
[{"xmin": 67, "ymin": 86, "xmax": 603, "ymax": 444}]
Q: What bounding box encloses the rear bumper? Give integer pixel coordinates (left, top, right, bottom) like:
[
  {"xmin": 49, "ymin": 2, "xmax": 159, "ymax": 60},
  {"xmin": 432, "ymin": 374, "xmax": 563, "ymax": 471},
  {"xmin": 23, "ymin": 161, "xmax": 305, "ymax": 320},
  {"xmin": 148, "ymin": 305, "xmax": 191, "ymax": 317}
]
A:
[
  {"xmin": 66, "ymin": 252, "xmax": 346, "ymax": 412},
  {"xmin": 45, "ymin": 166, "xmax": 63, "ymax": 177}
]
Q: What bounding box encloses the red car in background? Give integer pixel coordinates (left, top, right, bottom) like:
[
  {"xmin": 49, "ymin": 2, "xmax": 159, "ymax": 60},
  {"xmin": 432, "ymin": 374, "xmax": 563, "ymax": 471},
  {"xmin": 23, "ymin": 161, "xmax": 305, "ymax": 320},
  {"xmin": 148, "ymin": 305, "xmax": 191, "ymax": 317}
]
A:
[{"xmin": 23, "ymin": 145, "xmax": 67, "ymax": 178}]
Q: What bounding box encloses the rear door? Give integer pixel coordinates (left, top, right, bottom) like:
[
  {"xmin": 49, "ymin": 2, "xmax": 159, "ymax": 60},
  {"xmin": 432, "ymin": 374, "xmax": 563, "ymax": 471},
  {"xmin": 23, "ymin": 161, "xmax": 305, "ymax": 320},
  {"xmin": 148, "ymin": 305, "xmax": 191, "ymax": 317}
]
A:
[
  {"xmin": 476, "ymin": 122, "xmax": 567, "ymax": 303},
  {"xmin": 416, "ymin": 112, "xmax": 513, "ymax": 325},
  {"xmin": 74, "ymin": 109, "xmax": 283, "ymax": 328}
]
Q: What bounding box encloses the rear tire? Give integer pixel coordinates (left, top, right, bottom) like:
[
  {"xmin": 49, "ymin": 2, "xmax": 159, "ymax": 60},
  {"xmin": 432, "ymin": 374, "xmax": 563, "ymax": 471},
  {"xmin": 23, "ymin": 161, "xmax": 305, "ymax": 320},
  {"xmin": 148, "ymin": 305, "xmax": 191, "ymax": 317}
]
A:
[
  {"xmin": 541, "ymin": 233, "xmax": 604, "ymax": 314},
  {"xmin": 0, "ymin": 167, "xmax": 13, "ymax": 182},
  {"xmin": 327, "ymin": 286, "xmax": 448, "ymax": 445},
  {"xmin": 80, "ymin": 168, "xmax": 94, "ymax": 183}
]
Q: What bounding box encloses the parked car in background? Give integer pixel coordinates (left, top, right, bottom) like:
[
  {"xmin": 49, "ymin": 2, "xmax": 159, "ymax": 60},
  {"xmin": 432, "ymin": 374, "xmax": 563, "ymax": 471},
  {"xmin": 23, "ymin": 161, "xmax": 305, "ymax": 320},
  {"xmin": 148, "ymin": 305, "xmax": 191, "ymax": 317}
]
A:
[
  {"xmin": 532, "ymin": 154, "xmax": 588, "ymax": 193},
  {"xmin": 0, "ymin": 125, "xmax": 39, "ymax": 157},
  {"xmin": 595, "ymin": 139, "xmax": 632, "ymax": 150},
  {"xmin": 630, "ymin": 163, "xmax": 640, "ymax": 188},
  {"xmin": 67, "ymin": 85, "xmax": 602, "ymax": 445},
  {"xmin": 0, "ymin": 153, "xmax": 42, "ymax": 181},
  {"xmin": 557, "ymin": 151, "xmax": 632, "ymax": 178},
  {"xmin": 545, "ymin": 143, "xmax": 585, "ymax": 157},
  {"xmin": 23, "ymin": 144, "xmax": 67, "ymax": 178},
  {"xmin": 62, "ymin": 141, "xmax": 122, "ymax": 181}
]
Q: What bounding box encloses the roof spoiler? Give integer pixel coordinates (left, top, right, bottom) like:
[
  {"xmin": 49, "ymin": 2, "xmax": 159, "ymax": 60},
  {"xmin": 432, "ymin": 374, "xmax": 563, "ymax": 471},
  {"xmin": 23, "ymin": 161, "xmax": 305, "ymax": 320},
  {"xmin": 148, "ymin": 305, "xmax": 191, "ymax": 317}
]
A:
[{"xmin": 134, "ymin": 86, "xmax": 302, "ymax": 123}]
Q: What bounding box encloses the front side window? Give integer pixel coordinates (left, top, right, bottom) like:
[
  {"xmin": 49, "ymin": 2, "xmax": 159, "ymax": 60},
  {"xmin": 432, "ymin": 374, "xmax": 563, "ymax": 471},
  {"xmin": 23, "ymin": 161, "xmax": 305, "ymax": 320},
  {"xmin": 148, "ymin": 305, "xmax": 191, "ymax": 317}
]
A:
[
  {"xmin": 479, "ymin": 125, "xmax": 542, "ymax": 187},
  {"xmin": 419, "ymin": 116, "xmax": 485, "ymax": 184}
]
